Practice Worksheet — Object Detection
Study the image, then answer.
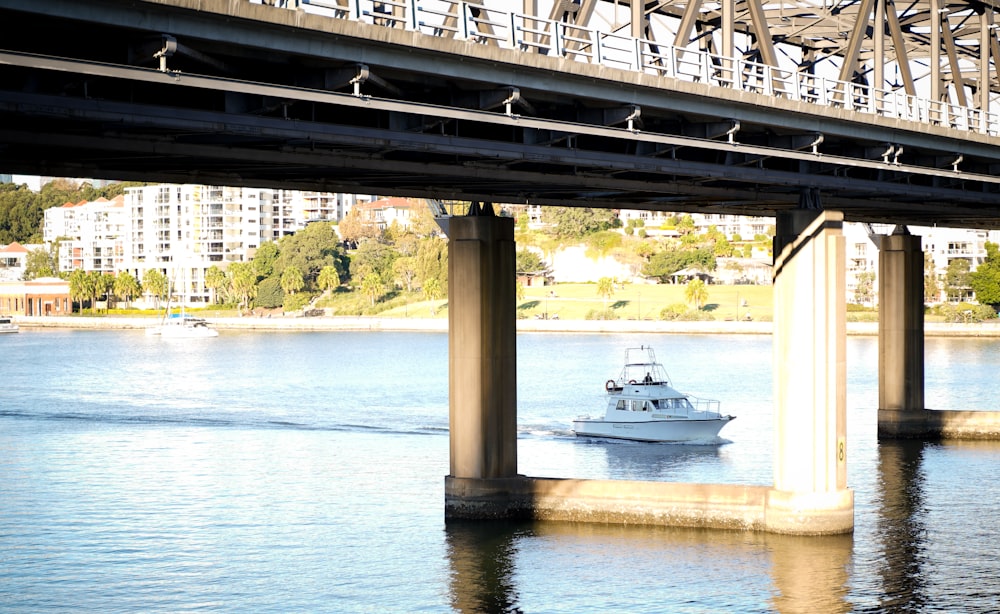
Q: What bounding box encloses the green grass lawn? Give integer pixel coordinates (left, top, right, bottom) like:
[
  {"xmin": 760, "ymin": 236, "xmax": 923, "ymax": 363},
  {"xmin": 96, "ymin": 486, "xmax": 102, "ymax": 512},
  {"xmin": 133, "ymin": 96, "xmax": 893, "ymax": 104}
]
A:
[
  {"xmin": 517, "ymin": 283, "xmax": 774, "ymax": 321},
  {"xmin": 373, "ymin": 282, "xmax": 776, "ymax": 321}
]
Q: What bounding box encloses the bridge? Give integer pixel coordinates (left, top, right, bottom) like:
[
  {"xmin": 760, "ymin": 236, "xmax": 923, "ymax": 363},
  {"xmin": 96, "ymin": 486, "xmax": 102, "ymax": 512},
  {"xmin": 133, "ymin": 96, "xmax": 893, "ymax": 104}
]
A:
[{"xmin": 3, "ymin": 0, "xmax": 1000, "ymax": 534}]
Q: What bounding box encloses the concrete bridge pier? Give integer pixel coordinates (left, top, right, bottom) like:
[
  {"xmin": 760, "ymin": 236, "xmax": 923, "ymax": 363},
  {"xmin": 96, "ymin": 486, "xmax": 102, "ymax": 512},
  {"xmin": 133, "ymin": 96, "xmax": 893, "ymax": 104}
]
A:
[
  {"xmin": 766, "ymin": 209, "xmax": 854, "ymax": 534},
  {"xmin": 876, "ymin": 227, "xmax": 1000, "ymax": 438},
  {"xmin": 877, "ymin": 228, "xmax": 929, "ymax": 437},
  {"xmin": 444, "ymin": 204, "xmax": 520, "ymax": 518}
]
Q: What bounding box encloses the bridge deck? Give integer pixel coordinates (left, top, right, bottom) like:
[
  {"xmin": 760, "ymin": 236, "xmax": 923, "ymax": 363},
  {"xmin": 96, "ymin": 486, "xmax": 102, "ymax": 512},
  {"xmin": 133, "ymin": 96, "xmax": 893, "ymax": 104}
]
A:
[{"xmin": 0, "ymin": 0, "xmax": 998, "ymax": 227}]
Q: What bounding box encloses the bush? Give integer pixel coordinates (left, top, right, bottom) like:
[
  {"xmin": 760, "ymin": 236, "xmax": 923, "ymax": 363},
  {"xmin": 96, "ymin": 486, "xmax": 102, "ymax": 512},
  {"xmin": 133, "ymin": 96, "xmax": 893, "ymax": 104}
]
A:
[
  {"xmin": 931, "ymin": 303, "xmax": 997, "ymax": 323},
  {"xmin": 255, "ymin": 276, "xmax": 284, "ymax": 309},
  {"xmin": 585, "ymin": 308, "xmax": 618, "ymax": 320},
  {"xmin": 659, "ymin": 303, "xmax": 715, "ymax": 321},
  {"xmin": 282, "ymin": 292, "xmax": 313, "ymax": 313}
]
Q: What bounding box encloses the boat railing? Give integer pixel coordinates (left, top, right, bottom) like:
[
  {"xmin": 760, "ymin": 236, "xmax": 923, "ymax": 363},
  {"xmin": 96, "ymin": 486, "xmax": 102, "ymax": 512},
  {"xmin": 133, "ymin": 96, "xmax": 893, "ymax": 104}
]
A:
[{"xmin": 687, "ymin": 396, "xmax": 720, "ymax": 415}]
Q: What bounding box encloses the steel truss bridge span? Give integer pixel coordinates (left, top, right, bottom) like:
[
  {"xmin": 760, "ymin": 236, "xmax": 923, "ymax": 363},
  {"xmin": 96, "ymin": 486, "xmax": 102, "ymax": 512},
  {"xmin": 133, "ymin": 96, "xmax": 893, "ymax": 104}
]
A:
[{"xmin": 1, "ymin": 0, "xmax": 999, "ymax": 228}]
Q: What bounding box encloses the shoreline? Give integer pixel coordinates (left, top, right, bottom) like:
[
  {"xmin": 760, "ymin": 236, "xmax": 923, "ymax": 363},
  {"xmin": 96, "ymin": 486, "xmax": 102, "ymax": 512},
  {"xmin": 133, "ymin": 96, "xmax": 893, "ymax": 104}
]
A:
[{"xmin": 11, "ymin": 316, "xmax": 1000, "ymax": 337}]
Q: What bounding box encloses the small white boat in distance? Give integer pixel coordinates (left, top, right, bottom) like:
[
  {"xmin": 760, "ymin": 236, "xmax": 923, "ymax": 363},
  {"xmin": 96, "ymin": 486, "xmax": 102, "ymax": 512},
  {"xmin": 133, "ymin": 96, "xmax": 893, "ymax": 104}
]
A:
[
  {"xmin": 146, "ymin": 313, "xmax": 219, "ymax": 338},
  {"xmin": 0, "ymin": 315, "xmax": 18, "ymax": 333},
  {"xmin": 572, "ymin": 346, "xmax": 734, "ymax": 443}
]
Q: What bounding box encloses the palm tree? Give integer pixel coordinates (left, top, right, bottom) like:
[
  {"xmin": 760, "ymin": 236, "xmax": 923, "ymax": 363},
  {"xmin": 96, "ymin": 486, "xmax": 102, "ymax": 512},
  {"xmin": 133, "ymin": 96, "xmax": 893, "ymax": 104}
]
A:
[
  {"xmin": 597, "ymin": 276, "xmax": 615, "ymax": 309},
  {"xmin": 205, "ymin": 265, "xmax": 228, "ymax": 305},
  {"xmin": 228, "ymin": 262, "xmax": 258, "ymax": 311},
  {"xmin": 685, "ymin": 278, "xmax": 708, "ymax": 310},
  {"xmin": 142, "ymin": 269, "xmax": 169, "ymax": 308},
  {"xmin": 113, "ymin": 272, "xmax": 141, "ymax": 308},
  {"xmin": 360, "ymin": 272, "xmax": 383, "ymax": 306},
  {"xmin": 317, "ymin": 265, "xmax": 340, "ymax": 296},
  {"xmin": 280, "ymin": 266, "xmax": 304, "ymax": 295}
]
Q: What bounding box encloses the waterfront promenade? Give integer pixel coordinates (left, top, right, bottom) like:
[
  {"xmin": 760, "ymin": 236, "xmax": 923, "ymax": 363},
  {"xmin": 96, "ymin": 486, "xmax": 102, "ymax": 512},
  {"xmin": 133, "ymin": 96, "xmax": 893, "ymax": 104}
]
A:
[{"xmin": 13, "ymin": 315, "xmax": 1000, "ymax": 336}]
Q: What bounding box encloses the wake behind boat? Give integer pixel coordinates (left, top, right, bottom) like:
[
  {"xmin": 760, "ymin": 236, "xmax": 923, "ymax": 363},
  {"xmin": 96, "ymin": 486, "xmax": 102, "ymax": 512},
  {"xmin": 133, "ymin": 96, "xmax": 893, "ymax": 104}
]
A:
[{"xmin": 572, "ymin": 346, "xmax": 734, "ymax": 443}]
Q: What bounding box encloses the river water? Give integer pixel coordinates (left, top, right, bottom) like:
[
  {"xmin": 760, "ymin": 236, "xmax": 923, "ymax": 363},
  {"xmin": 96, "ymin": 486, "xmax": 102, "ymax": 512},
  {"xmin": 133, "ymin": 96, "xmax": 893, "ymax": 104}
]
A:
[{"xmin": 2, "ymin": 329, "xmax": 1000, "ymax": 612}]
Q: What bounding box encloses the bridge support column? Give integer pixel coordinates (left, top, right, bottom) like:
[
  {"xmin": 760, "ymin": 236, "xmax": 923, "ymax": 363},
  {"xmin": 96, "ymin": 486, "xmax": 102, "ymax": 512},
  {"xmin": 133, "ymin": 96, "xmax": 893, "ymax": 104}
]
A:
[
  {"xmin": 877, "ymin": 227, "xmax": 930, "ymax": 437},
  {"xmin": 445, "ymin": 205, "xmax": 519, "ymax": 518},
  {"xmin": 766, "ymin": 209, "xmax": 853, "ymax": 534}
]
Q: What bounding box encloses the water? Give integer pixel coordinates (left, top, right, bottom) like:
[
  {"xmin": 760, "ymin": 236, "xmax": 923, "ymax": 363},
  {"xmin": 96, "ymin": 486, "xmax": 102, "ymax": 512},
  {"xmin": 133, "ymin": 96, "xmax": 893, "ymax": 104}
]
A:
[{"xmin": 3, "ymin": 329, "xmax": 1000, "ymax": 612}]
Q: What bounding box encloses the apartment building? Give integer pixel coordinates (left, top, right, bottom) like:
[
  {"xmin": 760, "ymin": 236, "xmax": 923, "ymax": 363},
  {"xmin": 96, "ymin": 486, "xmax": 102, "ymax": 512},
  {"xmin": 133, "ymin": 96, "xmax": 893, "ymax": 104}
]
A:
[
  {"xmin": 43, "ymin": 196, "xmax": 127, "ymax": 274},
  {"xmin": 41, "ymin": 184, "xmax": 366, "ymax": 306}
]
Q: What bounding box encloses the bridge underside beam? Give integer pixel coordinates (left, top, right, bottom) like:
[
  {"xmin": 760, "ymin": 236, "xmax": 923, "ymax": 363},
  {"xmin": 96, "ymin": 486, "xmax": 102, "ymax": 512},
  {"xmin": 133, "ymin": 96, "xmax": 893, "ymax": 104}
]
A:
[{"xmin": 1, "ymin": 0, "xmax": 1000, "ymax": 229}]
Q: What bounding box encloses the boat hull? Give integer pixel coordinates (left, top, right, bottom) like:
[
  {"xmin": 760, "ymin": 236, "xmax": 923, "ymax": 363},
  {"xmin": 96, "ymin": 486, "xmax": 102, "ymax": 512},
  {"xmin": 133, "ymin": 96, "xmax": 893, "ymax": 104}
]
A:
[{"xmin": 572, "ymin": 416, "xmax": 733, "ymax": 442}]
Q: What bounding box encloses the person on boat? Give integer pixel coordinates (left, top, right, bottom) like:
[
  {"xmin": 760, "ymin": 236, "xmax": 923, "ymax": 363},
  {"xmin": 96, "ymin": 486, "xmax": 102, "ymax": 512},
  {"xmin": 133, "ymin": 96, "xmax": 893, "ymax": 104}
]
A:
[{"xmin": 643, "ymin": 372, "xmax": 653, "ymax": 384}]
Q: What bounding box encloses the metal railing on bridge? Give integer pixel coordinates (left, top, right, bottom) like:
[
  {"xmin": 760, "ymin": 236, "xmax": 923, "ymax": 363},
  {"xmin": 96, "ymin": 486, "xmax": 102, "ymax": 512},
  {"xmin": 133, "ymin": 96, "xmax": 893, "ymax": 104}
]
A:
[{"xmin": 250, "ymin": 0, "xmax": 1000, "ymax": 138}]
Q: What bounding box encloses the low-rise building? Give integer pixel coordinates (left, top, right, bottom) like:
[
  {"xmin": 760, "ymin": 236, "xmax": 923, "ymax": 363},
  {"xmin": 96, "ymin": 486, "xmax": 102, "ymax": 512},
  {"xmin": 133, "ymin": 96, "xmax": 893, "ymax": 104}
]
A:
[{"xmin": 0, "ymin": 277, "xmax": 72, "ymax": 316}]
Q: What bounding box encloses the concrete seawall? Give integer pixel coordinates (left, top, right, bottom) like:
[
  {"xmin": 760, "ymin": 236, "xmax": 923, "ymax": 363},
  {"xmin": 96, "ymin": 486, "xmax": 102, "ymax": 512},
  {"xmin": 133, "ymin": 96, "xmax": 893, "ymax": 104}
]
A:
[{"xmin": 13, "ymin": 315, "xmax": 1000, "ymax": 336}]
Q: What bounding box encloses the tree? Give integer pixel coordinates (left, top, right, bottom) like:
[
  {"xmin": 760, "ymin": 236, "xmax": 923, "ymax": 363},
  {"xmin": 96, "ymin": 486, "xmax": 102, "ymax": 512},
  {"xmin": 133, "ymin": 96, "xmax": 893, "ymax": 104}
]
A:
[
  {"xmin": 98, "ymin": 272, "xmax": 115, "ymax": 309},
  {"xmin": 23, "ymin": 247, "xmax": 56, "ymax": 280},
  {"xmin": 944, "ymin": 258, "xmax": 972, "ymax": 302},
  {"xmin": 924, "ymin": 251, "xmax": 940, "ymax": 303},
  {"xmin": 68, "ymin": 269, "xmax": 91, "ymax": 313},
  {"xmin": 423, "ymin": 277, "xmax": 442, "ymax": 315},
  {"xmin": 228, "ymin": 262, "xmax": 258, "ymax": 310},
  {"xmin": 336, "ymin": 207, "xmax": 378, "ymax": 244},
  {"xmin": 597, "ymin": 276, "xmax": 615, "ymax": 308},
  {"xmin": 542, "ymin": 206, "xmax": 618, "ymax": 238},
  {"xmin": 142, "ymin": 269, "xmax": 169, "ymax": 307},
  {"xmin": 515, "ymin": 248, "xmax": 546, "ymax": 274},
  {"xmin": 254, "ymin": 276, "xmax": 284, "ymax": 309},
  {"xmin": 970, "ymin": 241, "xmax": 1000, "ymax": 310},
  {"xmin": 280, "ymin": 266, "xmax": 305, "ymax": 295},
  {"xmin": 205, "ymin": 265, "xmax": 229, "ymax": 305},
  {"xmin": 408, "ymin": 202, "xmax": 441, "ymax": 237},
  {"xmin": 252, "ymin": 242, "xmax": 280, "ymax": 280},
  {"xmin": 854, "ymin": 271, "xmax": 875, "ymax": 306},
  {"xmin": 675, "ymin": 214, "xmax": 696, "ymax": 235},
  {"xmin": 685, "ymin": 278, "xmax": 708, "ymax": 310},
  {"xmin": 360, "ymin": 272, "xmax": 384, "ymax": 306},
  {"xmin": 317, "ymin": 265, "xmax": 341, "ymax": 295},
  {"xmin": 113, "ymin": 272, "xmax": 141, "ymax": 308},
  {"xmin": 349, "ymin": 240, "xmax": 397, "ymax": 286},
  {"xmin": 393, "ymin": 256, "xmax": 419, "ymax": 292},
  {"xmin": 416, "ymin": 236, "xmax": 448, "ymax": 294},
  {"xmin": 642, "ymin": 246, "xmax": 716, "ymax": 282},
  {"xmin": 274, "ymin": 222, "xmax": 348, "ymax": 289}
]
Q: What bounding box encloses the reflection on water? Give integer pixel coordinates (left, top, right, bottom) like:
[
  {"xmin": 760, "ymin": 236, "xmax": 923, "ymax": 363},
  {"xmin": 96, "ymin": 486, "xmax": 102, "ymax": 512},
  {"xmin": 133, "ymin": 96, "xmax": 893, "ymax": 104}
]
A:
[
  {"xmin": 446, "ymin": 519, "xmax": 853, "ymax": 613},
  {"xmin": 596, "ymin": 440, "xmax": 722, "ymax": 480},
  {"xmin": 876, "ymin": 440, "xmax": 928, "ymax": 611},
  {"xmin": 446, "ymin": 521, "xmax": 524, "ymax": 613}
]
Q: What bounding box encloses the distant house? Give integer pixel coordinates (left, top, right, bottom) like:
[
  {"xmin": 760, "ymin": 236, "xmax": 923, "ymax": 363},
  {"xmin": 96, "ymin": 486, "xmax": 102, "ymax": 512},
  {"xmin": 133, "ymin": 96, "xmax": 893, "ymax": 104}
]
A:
[
  {"xmin": 355, "ymin": 197, "xmax": 428, "ymax": 232},
  {"xmin": 0, "ymin": 277, "xmax": 72, "ymax": 316},
  {"xmin": 0, "ymin": 242, "xmax": 30, "ymax": 281}
]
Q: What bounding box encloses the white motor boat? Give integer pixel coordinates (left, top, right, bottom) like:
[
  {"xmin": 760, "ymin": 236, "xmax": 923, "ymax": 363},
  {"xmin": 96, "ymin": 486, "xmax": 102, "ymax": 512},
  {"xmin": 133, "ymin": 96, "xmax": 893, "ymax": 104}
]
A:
[
  {"xmin": 572, "ymin": 346, "xmax": 734, "ymax": 442},
  {"xmin": 0, "ymin": 315, "xmax": 18, "ymax": 333},
  {"xmin": 146, "ymin": 313, "xmax": 219, "ymax": 338}
]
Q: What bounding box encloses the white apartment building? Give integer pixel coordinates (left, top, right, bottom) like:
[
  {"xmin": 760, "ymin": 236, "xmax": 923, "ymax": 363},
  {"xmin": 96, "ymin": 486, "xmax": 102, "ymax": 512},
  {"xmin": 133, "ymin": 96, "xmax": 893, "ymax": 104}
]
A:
[
  {"xmin": 121, "ymin": 184, "xmax": 272, "ymax": 304},
  {"xmin": 43, "ymin": 196, "xmax": 127, "ymax": 274},
  {"xmin": 264, "ymin": 191, "xmax": 371, "ymax": 240},
  {"xmin": 43, "ymin": 184, "xmax": 364, "ymax": 306}
]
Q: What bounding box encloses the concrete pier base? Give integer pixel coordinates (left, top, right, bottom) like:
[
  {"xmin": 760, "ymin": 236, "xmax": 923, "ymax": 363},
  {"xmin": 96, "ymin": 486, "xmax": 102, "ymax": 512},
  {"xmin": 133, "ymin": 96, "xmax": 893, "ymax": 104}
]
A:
[
  {"xmin": 878, "ymin": 409, "xmax": 1000, "ymax": 439},
  {"xmin": 445, "ymin": 476, "xmax": 853, "ymax": 535}
]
